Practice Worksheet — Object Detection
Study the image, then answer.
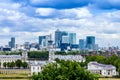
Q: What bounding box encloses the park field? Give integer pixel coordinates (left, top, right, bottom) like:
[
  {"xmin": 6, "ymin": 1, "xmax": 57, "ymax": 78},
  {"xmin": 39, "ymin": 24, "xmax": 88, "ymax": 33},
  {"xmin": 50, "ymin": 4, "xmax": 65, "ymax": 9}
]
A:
[{"xmin": 0, "ymin": 69, "xmax": 31, "ymax": 80}]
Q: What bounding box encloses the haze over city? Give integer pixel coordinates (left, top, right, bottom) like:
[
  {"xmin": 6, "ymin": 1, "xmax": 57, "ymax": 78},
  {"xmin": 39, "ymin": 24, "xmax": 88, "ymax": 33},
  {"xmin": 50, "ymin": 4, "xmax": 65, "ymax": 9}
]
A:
[{"xmin": 0, "ymin": 0, "xmax": 120, "ymax": 47}]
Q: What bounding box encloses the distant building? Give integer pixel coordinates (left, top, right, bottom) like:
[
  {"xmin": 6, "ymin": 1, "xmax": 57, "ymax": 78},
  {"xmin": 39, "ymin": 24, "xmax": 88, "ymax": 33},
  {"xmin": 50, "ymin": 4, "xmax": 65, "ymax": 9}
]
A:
[
  {"xmin": 79, "ymin": 39, "xmax": 85, "ymax": 50},
  {"xmin": 55, "ymin": 29, "xmax": 62, "ymax": 48},
  {"xmin": 24, "ymin": 42, "xmax": 30, "ymax": 50},
  {"xmin": 55, "ymin": 29, "xmax": 68, "ymax": 48},
  {"xmin": 8, "ymin": 41, "xmax": 11, "ymax": 48},
  {"xmin": 86, "ymin": 36, "xmax": 95, "ymax": 50},
  {"xmin": 60, "ymin": 43, "xmax": 69, "ymax": 51},
  {"xmin": 8, "ymin": 37, "xmax": 15, "ymax": 48},
  {"xmin": 49, "ymin": 49, "xmax": 85, "ymax": 62},
  {"xmin": 88, "ymin": 62, "xmax": 117, "ymax": 77},
  {"xmin": 70, "ymin": 44, "xmax": 79, "ymax": 50},
  {"xmin": 38, "ymin": 36, "xmax": 46, "ymax": 46},
  {"xmin": 69, "ymin": 33, "xmax": 76, "ymax": 45},
  {"xmin": 11, "ymin": 37, "xmax": 15, "ymax": 48}
]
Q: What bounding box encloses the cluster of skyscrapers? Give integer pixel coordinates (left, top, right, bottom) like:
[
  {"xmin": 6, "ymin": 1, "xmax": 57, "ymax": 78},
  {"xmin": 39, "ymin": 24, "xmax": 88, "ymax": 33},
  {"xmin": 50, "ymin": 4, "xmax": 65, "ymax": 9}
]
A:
[
  {"xmin": 2, "ymin": 29, "xmax": 97, "ymax": 51},
  {"xmin": 39, "ymin": 29, "xmax": 97, "ymax": 51}
]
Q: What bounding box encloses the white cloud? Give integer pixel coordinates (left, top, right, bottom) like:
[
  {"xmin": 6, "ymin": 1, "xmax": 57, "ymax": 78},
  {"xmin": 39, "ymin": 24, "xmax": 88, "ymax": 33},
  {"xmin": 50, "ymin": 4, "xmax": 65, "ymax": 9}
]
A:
[
  {"xmin": 36, "ymin": 8, "xmax": 56, "ymax": 16},
  {"xmin": 60, "ymin": 7, "xmax": 92, "ymax": 18},
  {"xmin": 2, "ymin": 27, "xmax": 10, "ymax": 33}
]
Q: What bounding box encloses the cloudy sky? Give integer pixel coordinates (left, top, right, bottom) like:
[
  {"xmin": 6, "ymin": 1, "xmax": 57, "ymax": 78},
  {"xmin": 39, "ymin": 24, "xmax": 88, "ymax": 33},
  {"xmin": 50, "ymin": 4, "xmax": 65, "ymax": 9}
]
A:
[{"xmin": 0, "ymin": 0, "xmax": 120, "ymax": 47}]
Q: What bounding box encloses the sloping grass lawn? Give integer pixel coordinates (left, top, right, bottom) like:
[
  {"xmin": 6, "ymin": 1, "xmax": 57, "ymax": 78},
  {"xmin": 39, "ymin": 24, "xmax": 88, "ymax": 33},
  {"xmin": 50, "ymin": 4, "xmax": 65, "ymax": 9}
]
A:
[{"xmin": 0, "ymin": 69, "xmax": 31, "ymax": 79}]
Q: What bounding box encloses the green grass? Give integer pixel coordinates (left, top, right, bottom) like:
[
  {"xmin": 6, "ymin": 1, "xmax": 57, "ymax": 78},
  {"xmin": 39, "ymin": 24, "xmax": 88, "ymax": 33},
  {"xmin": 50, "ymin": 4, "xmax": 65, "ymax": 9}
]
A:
[{"xmin": 0, "ymin": 69, "xmax": 31, "ymax": 79}]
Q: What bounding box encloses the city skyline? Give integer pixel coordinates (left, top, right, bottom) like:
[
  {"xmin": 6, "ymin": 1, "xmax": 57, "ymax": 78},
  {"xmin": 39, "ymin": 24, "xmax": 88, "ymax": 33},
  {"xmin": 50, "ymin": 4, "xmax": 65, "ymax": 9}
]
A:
[{"xmin": 0, "ymin": 0, "xmax": 120, "ymax": 47}]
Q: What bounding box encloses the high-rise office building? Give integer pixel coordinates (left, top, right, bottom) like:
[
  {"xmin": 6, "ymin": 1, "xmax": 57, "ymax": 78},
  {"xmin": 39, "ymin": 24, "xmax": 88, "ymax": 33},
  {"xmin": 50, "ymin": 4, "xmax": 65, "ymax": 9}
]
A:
[
  {"xmin": 55, "ymin": 29, "xmax": 69, "ymax": 48},
  {"xmin": 69, "ymin": 33, "xmax": 76, "ymax": 45},
  {"xmin": 55, "ymin": 29, "xmax": 62, "ymax": 48},
  {"xmin": 40, "ymin": 34, "xmax": 53, "ymax": 48},
  {"xmin": 38, "ymin": 36, "xmax": 46, "ymax": 45},
  {"xmin": 79, "ymin": 39, "xmax": 85, "ymax": 50},
  {"xmin": 86, "ymin": 36, "xmax": 95, "ymax": 50},
  {"xmin": 11, "ymin": 37, "xmax": 15, "ymax": 48}
]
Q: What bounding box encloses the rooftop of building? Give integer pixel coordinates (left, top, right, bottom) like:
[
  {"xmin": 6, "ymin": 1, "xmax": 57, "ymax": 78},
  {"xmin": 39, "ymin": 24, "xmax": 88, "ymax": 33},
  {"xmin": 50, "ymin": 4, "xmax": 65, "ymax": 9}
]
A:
[
  {"xmin": 88, "ymin": 62, "xmax": 116, "ymax": 69},
  {"xmin": 0, "ymin": 55, "xmax": 21, "ymax": 58}
]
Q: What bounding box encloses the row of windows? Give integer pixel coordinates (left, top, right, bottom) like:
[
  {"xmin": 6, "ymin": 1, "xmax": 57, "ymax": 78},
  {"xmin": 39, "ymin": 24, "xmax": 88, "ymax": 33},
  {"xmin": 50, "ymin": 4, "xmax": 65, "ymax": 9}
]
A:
[{"xmin": 32, "ymin": 66, "xmax": 44, "ymax": 70}]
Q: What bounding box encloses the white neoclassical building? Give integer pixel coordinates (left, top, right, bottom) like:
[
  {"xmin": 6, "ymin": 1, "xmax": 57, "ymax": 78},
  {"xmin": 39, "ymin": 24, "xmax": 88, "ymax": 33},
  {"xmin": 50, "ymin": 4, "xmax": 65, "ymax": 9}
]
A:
[
  {"xmin": 0, "ymin": 55, "xmax": 22, "ymax": 68},
  {"xmin": 49, "ymin": 49, "xmax": 85, "ymax": 62},
  {"xmin": 88, "ymin": 62, "xmax": 117, "ymax": 77},
  {"xmin": 29, "ymin": 61, "xmax": 47, "ymax": 75}
]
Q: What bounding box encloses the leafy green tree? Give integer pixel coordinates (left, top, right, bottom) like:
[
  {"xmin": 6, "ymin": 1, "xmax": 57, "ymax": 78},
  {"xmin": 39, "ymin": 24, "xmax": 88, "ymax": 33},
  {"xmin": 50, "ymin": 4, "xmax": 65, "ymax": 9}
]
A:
[
  {"xmin": 22, "ymin": 62, "xmax": 28, "ymax": 69},
  {"xmin": 15, "ymin": 60, "xmax": 22, "ymax": 68},
  {"xmin": 7, "ymin": 62, "xmax": 11, "ymax": 68},
  {"xmin": 11, "ymin": 62, "xmax": 15, "ymax": 68}
]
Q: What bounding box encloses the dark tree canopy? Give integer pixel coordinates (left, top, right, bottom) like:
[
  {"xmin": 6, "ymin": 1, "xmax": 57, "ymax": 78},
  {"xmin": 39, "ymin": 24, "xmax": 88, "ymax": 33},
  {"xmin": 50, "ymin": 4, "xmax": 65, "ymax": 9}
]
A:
[
  {"xmin": 22, "ymin": 62, "xmax": 28, "ymax": 69},
  {"xmin": 28, "ymin": 51, "xmax": 49, "ymax": 60},
  {"xmin": 15, "ymin": 59, "xmax": 22, "ymax": 68}
]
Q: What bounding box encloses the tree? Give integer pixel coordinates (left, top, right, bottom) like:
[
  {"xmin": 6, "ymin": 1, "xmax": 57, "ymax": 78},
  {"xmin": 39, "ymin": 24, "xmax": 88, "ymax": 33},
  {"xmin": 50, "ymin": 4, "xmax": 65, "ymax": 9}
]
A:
[
  {"xmin": 22, "ymin": 62, "xmax": 28, "ymax": 69},
  {"xmin": 28, "ymin": 51, "xmax": 49, "ymax": 60},
  {"xmin": 15, "ymin": 60, "xmax": 22, "ymax": 68},
  {"xmin": 11, "ymin": 62, "xmax": 15, "ymax": 69},
  {"xmin": 3, "ymin": 62, "xmax": 7, "ymax": 69},
  {"xmin": 7, "ymin": 62, "xmax": 11, "ymax": 68},
  {"xmin": 32, "ymin": 60, "xmax": 98, "ymax": 80}
]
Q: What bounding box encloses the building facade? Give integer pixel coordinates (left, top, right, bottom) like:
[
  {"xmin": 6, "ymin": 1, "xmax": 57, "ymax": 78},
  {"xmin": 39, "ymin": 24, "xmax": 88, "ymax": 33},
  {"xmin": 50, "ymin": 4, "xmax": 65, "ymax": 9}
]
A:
[
  {"xmin": 79, "ymin": 39, "xmax": 85, "ymax": 50},
  {"xmin": 30, "ymin": 61, "xmax": 47, "ymax": 75},
  {"xmin": 88, "ymin": 62, "xmax": 117, "ymax": 77},
  {"xmin": 49, "ymin": 49, "xmax": 85, "ymax": 62},
  {"xmin": 39, "ymin": 36, "xmax": 46, "ymax": 46},
  {"xmin": 69, "ymin": 33, "xmax": 76, "ymax": 45},
  {"xmin": 8, "ymin": 37, "xmax": 15, "ymax": 48},
  {"xmin": 0, "ymin": 55, "xmax": 21, "ymax": 68},
  {"xmin": 86, "ymin": 36, "xmax": 95, "ymax": 50},
  {"xmin": 55, "ymin": 29, "xmax": 62, "ymax": 48}
]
